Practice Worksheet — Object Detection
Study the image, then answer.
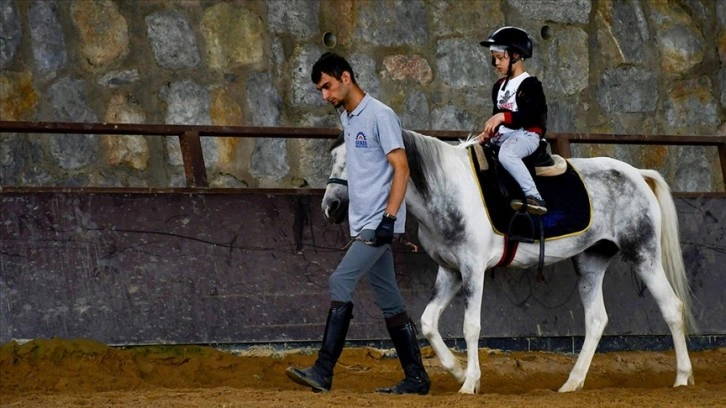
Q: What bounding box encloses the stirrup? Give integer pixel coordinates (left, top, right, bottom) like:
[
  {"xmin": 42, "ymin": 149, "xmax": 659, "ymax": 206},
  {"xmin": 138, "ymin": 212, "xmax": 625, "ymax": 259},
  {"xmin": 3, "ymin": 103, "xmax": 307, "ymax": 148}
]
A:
[{"xmin": 507, "ymin": 210, "xmax": 536, "ymax": 243}]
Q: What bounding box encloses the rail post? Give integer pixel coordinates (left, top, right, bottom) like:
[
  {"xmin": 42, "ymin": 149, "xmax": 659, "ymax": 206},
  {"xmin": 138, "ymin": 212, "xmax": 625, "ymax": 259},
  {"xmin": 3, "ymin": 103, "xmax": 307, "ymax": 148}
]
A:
[{"xmin": 178, "ymin": 130, "xmax": 208, "ymax": 187}]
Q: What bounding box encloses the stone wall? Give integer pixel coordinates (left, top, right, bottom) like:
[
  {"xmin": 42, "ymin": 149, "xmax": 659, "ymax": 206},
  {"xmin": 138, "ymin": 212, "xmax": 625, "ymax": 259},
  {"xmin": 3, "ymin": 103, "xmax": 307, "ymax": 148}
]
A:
[{"xmin": 1, "ymin": 0, "xmax": 725, "ymax": 190}]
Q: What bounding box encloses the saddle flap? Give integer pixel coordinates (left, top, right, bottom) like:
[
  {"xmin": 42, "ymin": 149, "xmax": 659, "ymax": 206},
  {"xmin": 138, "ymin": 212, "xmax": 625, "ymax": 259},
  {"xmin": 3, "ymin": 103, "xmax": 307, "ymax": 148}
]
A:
[{"xmin": 473, "ymin": 143, "xmax": 488, "ymax": 171}]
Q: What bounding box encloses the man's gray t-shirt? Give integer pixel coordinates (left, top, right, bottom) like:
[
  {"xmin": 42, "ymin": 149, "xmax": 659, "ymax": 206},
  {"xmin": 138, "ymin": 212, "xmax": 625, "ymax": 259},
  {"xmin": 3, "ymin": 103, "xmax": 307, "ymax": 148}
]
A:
[{"xmin": 340, "ymin": 94, "xmax": 406, "ymax": 236}]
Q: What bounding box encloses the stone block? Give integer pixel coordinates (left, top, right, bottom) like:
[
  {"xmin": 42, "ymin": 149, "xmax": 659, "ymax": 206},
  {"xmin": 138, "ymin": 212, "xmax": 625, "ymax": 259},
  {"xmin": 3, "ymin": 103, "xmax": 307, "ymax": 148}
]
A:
[
  {"xmin": 0, "ymin": 71, "xmax": 37, "ymax": 120},
  {"xmin": 436, "ymin": 39, "xmax": 489, "ymax": 90},
  {"xmin": 103, "ymin": 93, "xmax": 149, "ymax": 170},
  {"xmin": 509, "ymin": 0, "xmax": 591, "ymax": 23},
  {"xmin": 201, "ymin": 3, "xmax": 264, "ymax": 71},
  {"xmin": 597, "ymin": 66, "xmax": 658, "ymax": 113},
  {"xmin": 431, "ymin": 0, "xmax": 503, "ymax": 38},
  {"xmin": 70, "ymin": 0, "xmax": 129, "ymax": 70},
  {"xmin": 0, "ymin": 0, "xmax": 22, "ymax": 69},
  {"xmin": 380, "ymin": 55, "xmax": 432, "ymax": 85},
  {"xmin": 29, "ymin": 0, "xmax": 67, "ymax": 73},
  {"xmin": 246, "ymin": 72, "xmax": 282, "ymax": 126},
  {"xmin": 400, "ymin": 90, "xmax": 430, "ymax": 130},
  {"xmin": 354, "ymin": 0, "xmax": 427, "ymax": 46},
  {"xmin": 145, "ymin": 10, "xmax": 200, "ymax": 70},
  {"xmin": 665, "ymin": 77, "xmax": 720, "ymax": 129},
  {"xmin": 545, "ymin": 27, "xmax": 588, "ymax": 96},
  {"xmin": 267, "ymin": 0, "xmax": 319, "ymax": 38}
]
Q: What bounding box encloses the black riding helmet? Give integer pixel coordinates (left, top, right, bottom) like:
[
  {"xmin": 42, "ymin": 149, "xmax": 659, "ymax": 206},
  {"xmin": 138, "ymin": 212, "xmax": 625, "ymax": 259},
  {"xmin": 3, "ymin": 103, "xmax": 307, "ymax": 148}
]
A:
[
  {"xmin": 480, "ymin": 26, "xmax": 533, "ymax": 59},
  {"xmin": 481, "ymin": 26, "xmax": 533, "ymax": 88}
]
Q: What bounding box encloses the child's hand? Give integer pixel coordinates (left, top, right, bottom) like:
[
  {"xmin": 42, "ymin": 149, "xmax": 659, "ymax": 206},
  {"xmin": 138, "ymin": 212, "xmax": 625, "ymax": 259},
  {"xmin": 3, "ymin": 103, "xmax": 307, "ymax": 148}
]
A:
[
  {"xmin": 483, "ymin": 113, "xmax": 505, "ymax": 137},
  {"xmin": 476, "ymin": 130, "xmax": 489, "ymax": 142}
]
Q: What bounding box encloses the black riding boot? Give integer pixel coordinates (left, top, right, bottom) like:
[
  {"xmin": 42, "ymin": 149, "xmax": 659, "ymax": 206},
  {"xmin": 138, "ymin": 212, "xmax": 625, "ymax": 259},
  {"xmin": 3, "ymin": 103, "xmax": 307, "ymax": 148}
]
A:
[
  {"xmin": 285, "ymin": 301, "xmax": 353, "ymax": 392},
  {"xmin": 376, "ymin": 313, "xmax": 431, "ymax": 395}
]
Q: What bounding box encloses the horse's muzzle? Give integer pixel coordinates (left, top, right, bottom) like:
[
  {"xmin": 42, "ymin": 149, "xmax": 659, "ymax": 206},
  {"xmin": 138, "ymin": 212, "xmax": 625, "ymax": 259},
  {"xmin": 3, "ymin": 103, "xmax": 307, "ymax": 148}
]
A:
[{"xmin": 322, "ymin": 200, "xmax": 347, "ymax": 224}]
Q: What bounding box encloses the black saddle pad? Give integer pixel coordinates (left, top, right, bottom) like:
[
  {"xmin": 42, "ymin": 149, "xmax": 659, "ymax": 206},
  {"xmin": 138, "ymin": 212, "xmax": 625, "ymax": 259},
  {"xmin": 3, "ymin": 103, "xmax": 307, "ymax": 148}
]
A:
[{"xmin": 468, "ymin": 147, "xmax": 591, "ymax": 240}]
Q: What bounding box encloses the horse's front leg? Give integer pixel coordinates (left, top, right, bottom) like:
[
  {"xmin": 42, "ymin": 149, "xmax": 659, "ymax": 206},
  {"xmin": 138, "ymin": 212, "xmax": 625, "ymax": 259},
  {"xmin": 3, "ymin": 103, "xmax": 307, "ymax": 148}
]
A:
[
  {"xmin": 420, "ymin": 266, "xmax": 465, "ymax": 383},
  {"xmin": 458, "ymin": 264, "xmax": 484, "ymax": 394}
]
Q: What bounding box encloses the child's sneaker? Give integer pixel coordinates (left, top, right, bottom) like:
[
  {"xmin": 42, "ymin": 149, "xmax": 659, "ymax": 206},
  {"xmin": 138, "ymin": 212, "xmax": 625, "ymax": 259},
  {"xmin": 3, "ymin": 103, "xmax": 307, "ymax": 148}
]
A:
[{"xmin": 511, "ymin": 196, "xmax": 548, "ymax": 215}]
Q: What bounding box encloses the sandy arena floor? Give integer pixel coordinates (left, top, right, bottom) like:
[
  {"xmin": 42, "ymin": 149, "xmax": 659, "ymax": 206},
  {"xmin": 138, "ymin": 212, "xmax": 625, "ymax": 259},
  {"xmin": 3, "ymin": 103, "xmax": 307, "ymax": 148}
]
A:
[{"xmin": 1, "ymin": 338, "xmax": 725, "ymax": 407}]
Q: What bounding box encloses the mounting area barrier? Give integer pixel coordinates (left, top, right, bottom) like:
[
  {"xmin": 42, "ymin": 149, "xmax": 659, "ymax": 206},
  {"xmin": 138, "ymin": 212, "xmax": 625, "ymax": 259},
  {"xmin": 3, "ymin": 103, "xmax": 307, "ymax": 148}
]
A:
[{"xmin": 1, "ymin": 121, "xmax": 725, "ymax": 351}]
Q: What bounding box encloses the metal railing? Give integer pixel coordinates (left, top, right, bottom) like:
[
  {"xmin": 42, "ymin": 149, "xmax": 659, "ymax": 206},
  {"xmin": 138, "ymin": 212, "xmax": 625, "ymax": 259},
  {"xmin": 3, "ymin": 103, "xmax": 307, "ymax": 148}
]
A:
[{"xmin": 1, "ymin": 120, "xmax": 725, "ymax": 195}]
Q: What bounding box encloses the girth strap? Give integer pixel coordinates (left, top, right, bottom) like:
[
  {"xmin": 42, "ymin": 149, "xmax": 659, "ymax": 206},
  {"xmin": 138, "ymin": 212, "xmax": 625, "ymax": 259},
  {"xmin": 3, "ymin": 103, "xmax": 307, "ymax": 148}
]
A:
[{"xmin": 495, "ymin": 234, "xmax": 519, "ymax": 267}]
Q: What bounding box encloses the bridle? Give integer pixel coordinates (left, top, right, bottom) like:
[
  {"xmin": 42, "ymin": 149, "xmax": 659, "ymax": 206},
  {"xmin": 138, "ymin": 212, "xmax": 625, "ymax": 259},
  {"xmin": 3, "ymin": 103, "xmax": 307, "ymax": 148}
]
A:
[{"xmin": 327, "ymin": 178, "xmax": 348, "ymax": 186}]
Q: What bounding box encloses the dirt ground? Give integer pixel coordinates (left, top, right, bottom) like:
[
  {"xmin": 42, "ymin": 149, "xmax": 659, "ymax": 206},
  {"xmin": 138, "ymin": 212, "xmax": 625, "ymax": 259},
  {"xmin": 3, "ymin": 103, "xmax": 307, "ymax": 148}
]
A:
[{"xmin": 1, "ymin": 338, "xmax": 725, "ymax": 408}]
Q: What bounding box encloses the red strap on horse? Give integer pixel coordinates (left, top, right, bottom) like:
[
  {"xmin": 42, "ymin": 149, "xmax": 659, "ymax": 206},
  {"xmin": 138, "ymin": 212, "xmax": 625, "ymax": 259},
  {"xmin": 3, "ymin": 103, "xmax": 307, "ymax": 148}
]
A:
[{"xmin": 495, "ymin": 234, "xmax": 519, "ymax": 267}]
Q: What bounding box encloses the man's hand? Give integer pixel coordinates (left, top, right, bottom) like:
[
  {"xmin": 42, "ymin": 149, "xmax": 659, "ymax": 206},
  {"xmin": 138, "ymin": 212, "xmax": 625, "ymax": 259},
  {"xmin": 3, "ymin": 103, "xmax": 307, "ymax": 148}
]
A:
[{"xmin": 373, "ymin": 214, "xmax": 396, "ymax": 246}]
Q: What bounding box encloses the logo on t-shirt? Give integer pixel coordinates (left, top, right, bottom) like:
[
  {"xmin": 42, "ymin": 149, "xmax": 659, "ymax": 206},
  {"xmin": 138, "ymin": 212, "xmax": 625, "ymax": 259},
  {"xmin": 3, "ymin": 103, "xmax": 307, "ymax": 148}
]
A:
[
  {"xmin": 498, "ymin": 89, "xmax": 515, "ymax": 111},
  {"xmin": 354, "ymin": 132, "xmax": 368, "ymax": 148}
]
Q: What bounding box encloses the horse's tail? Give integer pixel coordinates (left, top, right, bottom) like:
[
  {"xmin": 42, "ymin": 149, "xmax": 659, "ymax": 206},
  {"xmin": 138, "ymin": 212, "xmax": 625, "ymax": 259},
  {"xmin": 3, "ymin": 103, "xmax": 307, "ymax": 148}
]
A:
[{"xmin": 640, "ymin": 169, "xmax": 698, "ymax": 334}]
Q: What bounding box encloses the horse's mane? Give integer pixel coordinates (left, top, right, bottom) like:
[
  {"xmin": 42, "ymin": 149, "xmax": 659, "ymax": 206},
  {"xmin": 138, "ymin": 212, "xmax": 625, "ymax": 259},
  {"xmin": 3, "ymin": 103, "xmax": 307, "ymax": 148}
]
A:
[
  {"xmin": 402, "ymin": 129, "xmax": 469, "ymax": 201},
  {"xmin": 330, "ymin": 131, "xmax": 345, "ymax": 151},
  {"xmin": 328, "ymin": 128, "xmax": 469, "ymax": 202}
]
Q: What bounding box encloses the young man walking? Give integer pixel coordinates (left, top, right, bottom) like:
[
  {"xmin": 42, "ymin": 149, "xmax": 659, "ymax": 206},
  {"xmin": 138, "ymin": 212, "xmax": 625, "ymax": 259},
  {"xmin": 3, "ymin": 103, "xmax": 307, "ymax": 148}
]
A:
[{"xmin": 285, "ymin": 52, "xmax": 430, "ymax": 395}]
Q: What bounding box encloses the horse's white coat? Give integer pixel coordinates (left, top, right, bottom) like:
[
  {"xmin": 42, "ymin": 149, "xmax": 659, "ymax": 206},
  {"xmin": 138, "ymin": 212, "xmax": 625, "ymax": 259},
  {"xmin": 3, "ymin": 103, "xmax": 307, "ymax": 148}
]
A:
[{"xmin": 322, "ymin": 130, "xmax": 695, "ymax": 394}]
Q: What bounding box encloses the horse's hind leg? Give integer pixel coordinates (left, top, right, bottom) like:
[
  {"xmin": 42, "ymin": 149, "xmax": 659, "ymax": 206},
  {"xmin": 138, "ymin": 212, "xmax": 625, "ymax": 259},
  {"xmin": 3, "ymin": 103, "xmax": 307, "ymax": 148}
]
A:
[
  {"xmin": 633, "ymin": 259, "xmax": 693, "ymax": 387},
  {"xmin": 420, "ymin": 266, "xmax": 465, "ymax": 383},
  {"xmin": 559, "ymin": 249, "xmax": 613, "ymax": 392}
]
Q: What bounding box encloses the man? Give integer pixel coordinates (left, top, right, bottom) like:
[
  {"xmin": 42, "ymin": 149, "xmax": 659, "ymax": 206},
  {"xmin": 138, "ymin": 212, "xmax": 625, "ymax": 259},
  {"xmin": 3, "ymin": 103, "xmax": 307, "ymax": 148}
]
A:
[{"xmin": 285, "ymin": 52, "xmax": 430, "ymax": 395}]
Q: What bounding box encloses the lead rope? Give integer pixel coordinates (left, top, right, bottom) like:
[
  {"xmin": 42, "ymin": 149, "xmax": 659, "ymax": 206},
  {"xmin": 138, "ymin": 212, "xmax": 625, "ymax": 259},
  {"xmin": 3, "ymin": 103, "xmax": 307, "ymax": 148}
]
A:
[{"xmin": 341, "ymin": 235, "xmax": 419, "ymax": 252}]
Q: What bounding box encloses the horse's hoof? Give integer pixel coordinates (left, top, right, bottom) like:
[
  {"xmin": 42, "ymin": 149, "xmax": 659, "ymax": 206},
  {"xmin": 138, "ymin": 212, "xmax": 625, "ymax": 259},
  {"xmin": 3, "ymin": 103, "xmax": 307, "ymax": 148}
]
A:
[
  {"xmin": 558, "ymin": 381, "xmax": 583, "ymax": 393},
  {"xmin": 457, "ymin": 387, "xmax": 477, "ymax": 395},
  {"xmin": 458, "ymin": 379, "xmax": 479, "ymax": 394},
  {"xmin": 674, "ymin": 373, "xmax": 694, "ymax": 387}
]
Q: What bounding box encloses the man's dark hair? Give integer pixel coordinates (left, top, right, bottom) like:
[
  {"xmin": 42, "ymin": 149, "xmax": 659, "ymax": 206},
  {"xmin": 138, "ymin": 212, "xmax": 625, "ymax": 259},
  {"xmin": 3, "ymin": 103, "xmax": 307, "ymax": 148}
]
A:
[{"xmin": 311, "ymin": 52, "xmax": 356, "ymax": 84}]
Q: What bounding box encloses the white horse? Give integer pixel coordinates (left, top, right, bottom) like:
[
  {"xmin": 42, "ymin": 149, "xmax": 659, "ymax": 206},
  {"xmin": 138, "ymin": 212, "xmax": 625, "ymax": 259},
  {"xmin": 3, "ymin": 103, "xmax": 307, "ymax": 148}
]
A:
[{"xmin": 322, "ymin": 129, "xmax": 696, "ymax": 394}]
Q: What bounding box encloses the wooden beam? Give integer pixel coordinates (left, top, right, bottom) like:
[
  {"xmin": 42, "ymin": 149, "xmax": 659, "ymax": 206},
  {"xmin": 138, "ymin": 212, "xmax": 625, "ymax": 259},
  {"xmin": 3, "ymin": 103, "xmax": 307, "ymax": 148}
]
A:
[
  {"xmin": 551, "ymin": 135, "xmax": 572, "ymax": 158},
  {"xmin": 1, "ymin": 120, "xmax": 725, "ymax": 191},
  {"xmin": 719, "ymin": 142, "xmax": 726, "ymax": 191},
  {"xmin": 178, "ymin": 130, "xmax": 208, "ymax": 188}
]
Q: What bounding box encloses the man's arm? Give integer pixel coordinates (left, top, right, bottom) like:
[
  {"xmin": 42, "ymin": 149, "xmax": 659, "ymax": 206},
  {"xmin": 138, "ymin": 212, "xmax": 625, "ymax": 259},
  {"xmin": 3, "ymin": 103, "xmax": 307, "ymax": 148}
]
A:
[
  {"xmin": 385, "ymin": 148, "xmax": 409, "ymax": 217},
  {"xmin": 372, "ymin": 146, "xmax": 408, "ymax": 247}
]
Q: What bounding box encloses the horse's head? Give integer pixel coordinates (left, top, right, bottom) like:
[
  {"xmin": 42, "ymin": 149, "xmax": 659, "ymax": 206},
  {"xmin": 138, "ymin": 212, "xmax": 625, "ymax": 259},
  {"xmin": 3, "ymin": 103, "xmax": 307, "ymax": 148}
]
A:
[{"xmin": 321, "ymin": 134, "xmax": 348, "ymax": 224}]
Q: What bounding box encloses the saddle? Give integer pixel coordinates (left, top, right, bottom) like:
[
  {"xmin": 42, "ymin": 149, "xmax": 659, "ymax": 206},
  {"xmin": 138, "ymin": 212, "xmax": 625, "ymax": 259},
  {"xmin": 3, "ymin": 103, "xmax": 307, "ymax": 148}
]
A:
[
  {"xmin": 471, "ymin": 139, "xmax": 567, "ymax": 179},
  {"xmin": 468, "ymin": 140, "xmax": 591, "ymax": 281}
]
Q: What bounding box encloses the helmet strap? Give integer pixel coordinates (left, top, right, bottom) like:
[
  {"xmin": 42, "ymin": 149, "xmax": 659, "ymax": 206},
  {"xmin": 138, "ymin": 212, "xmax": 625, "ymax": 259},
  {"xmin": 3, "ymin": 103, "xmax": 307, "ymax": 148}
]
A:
[
  {"xmin": 508, "ymin": 50, "xmax": 521, "ymax": 67},
  {"xmin": 497, "ymin": 50, "xmax": 522, "ymax": 90},
  {"xmin": 506, "ymin": 53, "xmax": 514, "ymax": 78}
]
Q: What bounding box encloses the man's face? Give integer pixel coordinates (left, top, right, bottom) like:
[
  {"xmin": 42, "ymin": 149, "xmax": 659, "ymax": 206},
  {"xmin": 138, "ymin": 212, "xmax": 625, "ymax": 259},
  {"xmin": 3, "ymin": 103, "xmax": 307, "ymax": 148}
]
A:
[{"xmin": 316, "ymin": 72, "xmax": 348, "ymax": 108}]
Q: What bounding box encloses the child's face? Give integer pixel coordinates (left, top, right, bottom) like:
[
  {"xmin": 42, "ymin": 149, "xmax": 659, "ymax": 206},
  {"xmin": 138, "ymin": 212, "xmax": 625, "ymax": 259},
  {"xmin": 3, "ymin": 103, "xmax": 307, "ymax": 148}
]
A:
[{"xmin": 491, "ymin": 51, "xmax": 510, "ymax": 74}]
